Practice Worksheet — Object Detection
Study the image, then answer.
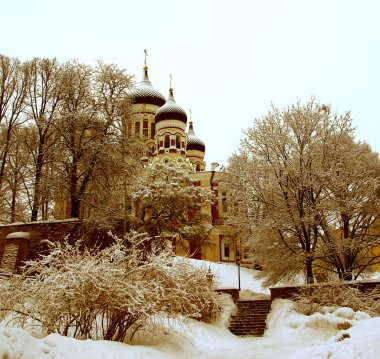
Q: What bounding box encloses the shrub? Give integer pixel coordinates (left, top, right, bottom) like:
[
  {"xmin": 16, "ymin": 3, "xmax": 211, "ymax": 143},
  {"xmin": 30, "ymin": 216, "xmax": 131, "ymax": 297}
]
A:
[
  {"xmin": 293, "ymin": 283, "xmax": 380, "ymax": 316},
  {"xmin": 0, "ymin": 232, "xmax": 222, "ymax": 342}
]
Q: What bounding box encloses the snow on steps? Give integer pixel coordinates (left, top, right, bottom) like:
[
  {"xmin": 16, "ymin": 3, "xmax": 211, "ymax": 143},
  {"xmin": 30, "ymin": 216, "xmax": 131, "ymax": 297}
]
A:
[{"xmin": 228, "ymin": 299, "xmax": 271, "ymax": 337}]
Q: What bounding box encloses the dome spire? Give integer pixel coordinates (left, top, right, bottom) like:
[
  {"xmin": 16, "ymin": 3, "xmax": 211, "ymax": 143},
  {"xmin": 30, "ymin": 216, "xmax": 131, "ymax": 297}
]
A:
[
  {"xmin": 155, "ymin": 75, "xmax": 187, "ymax": 124},
  {"xmin": 186, "ymin": 112, "xmax": 206, "ymax": 154},
  {"xmin": 131, "ymin": 50, "xmax": 166, "ymax": 107},
  {"xmin": 144, "ymin": 49, "xmax": 148, "ymax": 70},
  {"xmin": 141, "ymin": 49, "xmax": 150, "ymax": 83},
  {"xmin": 169, "ymin": 73, "xmax": 174, "ymax": 98},
  {"xmin": 189, "ymin": 109, "xmax": 194, "ymax": 132}
]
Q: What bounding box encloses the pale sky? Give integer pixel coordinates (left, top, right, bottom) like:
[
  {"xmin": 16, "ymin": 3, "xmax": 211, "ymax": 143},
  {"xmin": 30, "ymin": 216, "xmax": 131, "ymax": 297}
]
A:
[{"xmin": 2, "ymin": 0, "xmax": 379, "ymax": 168}]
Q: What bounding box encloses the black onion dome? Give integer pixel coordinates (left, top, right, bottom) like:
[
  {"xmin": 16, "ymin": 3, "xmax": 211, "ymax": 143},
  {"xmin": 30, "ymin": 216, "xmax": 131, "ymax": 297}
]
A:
[
  {"xmin": 155, "ymin": 88, "xmax": 187, "ymax": 124},
  {"xmin": 187, "ymin": 122, "xmax": 205, "ymax": 152},
  {"xmin": 131, "ymin": 67, "xmax": 166, "ymax": 107}
]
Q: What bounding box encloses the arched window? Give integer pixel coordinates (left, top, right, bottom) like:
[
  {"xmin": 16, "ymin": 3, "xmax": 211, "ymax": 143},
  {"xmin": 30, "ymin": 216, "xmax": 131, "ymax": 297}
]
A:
[
  {"xmin": 143, "ymin": 119, "xmax": 148, "ymax": 137},
  {"xmin": 220, "ymin": 236, "xmax": 235, "ymax": 262},
  {"xmin": 196, "ymin": 164, "xmax": 201, "ymax": 172},
  {"xmin": 135, "ymin": 121, "xmax": 140, "ymax": 136},
  {"xmin": 222, "ymin": 191, "xmax": 227, "ymax": 212},
  {"xmin": 164, "ymin": 135, "xmax": 170, "ymax": 148},
  {"xmin": 176, "ymin": 135, "xmax": 181, "ymax": 149},
  {"xmin": 151, "ymin": 123, "xmax": 155, "ymax": 139}
]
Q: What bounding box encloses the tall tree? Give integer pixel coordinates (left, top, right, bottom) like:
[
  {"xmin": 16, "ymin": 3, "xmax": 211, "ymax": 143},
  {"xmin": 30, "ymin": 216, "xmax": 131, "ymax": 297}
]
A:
[
  {"xmin": 317, "ymin": 140, "xmax": 380, "ymax": 280},
  {"xmin": 25, "ymin": 58, "xmax": 63, "ymax": 221},
  {"xmin": 226, "ymin": 99, "xmax": 374, "ymax": 285},
  {"xmin": 0, "ymin": 125, "xmax": 34, "ymax": 222},
  {"xmin": 53, "ymin": 60, "xmax": 137, "ymax": 220},
  {"xmin": 0, "ymin": 55, "xmax": 29, "ymax": 189}
]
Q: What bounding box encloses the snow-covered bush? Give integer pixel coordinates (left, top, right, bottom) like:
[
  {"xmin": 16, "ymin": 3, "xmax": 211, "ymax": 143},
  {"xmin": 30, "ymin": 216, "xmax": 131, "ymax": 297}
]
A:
[
  {"xmin": 0, "ymin": 232, "xmax": 222, "ymax": 342},
  {"xmin": 293, "ymin": 283, "xmax": 380, "ymax": 316}
]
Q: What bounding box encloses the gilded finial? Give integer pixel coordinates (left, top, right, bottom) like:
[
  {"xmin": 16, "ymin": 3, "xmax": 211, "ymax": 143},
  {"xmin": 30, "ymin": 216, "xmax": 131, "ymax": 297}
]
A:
[
  {"xmin": 169, "ymin": 73, "xmax": 173, "ymax": 90},
  {"xmin": 144, "ymin": 49, "xmax": 148, "ymax": 69},
  {"xmin": 189, "ymin": 109, "xmax": 192, "ymax": 122}
]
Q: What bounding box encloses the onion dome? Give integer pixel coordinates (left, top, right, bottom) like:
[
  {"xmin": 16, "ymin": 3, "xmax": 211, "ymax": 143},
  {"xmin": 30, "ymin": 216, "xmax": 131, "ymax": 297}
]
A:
[
  {"xmin": 131, "ymin": 67, "xmax": 166, "ymax": 107},
  {"xmin": 187, "ymin": 121, "xmax": 205, "ymax": 152},
  {"xmin": 155, "ymin": 88, "xmax": 188, "ymax": 124}
]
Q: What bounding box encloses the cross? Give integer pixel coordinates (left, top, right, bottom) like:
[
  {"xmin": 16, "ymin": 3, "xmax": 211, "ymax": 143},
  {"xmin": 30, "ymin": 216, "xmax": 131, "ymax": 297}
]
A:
[
  {"xmin": 144, "ymin": 49, "xmax": 148, "ymax": 67},
  {"xmin": 169, "ymin": 73, "xmax": 172, "ymax": 89}
]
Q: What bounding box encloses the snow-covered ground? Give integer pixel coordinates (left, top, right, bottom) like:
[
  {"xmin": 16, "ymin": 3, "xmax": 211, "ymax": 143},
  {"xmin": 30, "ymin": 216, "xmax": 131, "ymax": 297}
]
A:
[{"xmin": 1, "ymin": 259, "xmax": 380, "ymax": 359}]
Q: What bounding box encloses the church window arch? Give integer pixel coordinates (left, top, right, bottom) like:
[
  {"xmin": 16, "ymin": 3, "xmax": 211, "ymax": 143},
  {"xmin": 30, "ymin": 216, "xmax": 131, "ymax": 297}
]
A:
[
  {"xmin": 222, "ymin": 191, "xmax": 227, "ymax": 212},
  {"xmin": 176, "ymin": 135, "xmax": 181, "ymax": 149},
  {"xmin": 164, "ymin": 135, "xmax": 170, "ymax": 148},
  {"xmin": 135, "ymin": 121, "xmax": 140, "ymax": 136},
  {"xmin": 220, "ymin": 236, "xmax": 235, "ymax": 262}
]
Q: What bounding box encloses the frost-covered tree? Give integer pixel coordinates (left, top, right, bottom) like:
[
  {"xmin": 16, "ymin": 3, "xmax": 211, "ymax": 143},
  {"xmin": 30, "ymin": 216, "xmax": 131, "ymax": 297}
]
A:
[
  {"xmin": 0, "ymin": 55, "xmax": 29, "ymax": 190},
  {"xmin": 131, "ymin": 163, "xmax": 213, "ymax": 252},
  {"xmin": 0, "ymin": 56, "xmax": 141, "ymax": 224},
  {"xmin": 25, "ymin": 58, "xmax": 64, "ymax": 221},
  {"xmin": 317, "ymin": 141, "xmax": 380, "ymax": 280},
  {"xmin": 53, "ymin": 60, "xmax": 137, "ymax": 220},
  {"xmin": 0, "ymin": 232, "xmax": 222, "ymax": 342},
  {"xmin": 0, "ymin": 125, "xmax": 34, "ymax": 222},
  {"xmin": 227, "ymin": 99, "xmax": 380, "ymax": 285}
]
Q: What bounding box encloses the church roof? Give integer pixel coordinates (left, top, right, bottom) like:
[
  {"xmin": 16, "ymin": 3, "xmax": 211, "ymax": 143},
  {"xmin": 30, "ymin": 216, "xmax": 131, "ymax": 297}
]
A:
[
  {"xmin": 155, "ymin": 88, "xmax": 187, "ymax": 124},
  {"xmin": 187, "ymin": 121, "xmax": 205, "ymax": 152},
  {"xmin": 131, "ymin": 67, "xmax": 166, "ymax": 107}
]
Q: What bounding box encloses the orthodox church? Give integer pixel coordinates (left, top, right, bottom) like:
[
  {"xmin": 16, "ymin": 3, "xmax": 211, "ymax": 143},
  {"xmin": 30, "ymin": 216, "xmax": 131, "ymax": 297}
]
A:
[
  {"xmin": 129, "ymin": 55, "xmax": 236, "ymax": 263},
  {"xmin": 0, "ymin": 55, "xmax": 239, "ymax": 275}
]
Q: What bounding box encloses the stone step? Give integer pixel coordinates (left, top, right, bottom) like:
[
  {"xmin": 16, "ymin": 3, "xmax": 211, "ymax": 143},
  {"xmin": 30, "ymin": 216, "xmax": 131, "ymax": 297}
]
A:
[
  {"xmin": 231, "ymin": 324, "xmax": 266, "ymax": 329},
  {"xmin": 230, "ymin": 330, "xmax": 266, "ymax": 336},
  {"xmin": 235, "ymin": 306, "xmax": 269, "ymax": 309},
  {"xmin": 230, "ymin": 328, "xmax": 265, "ymax": 334},
  {"xmin": 232, "ymin": 310, "xmax": 268, "ymax": 318},
  {"xmin": 229, "ymin": 321, "xmax": 266, "ymax": 326},
  {"xmin": 231, "ymin": 315, "xmax": 267, "ymax": 322},
  {"xmin": 228, "ymin": 299, "xmax": 271, "ymax": 337},
  {"xmin": 231, "ymin": 315, "xmax": 267, "ymax": 323},
  {"xmin": 233, "ymin": 311, "xmax": 269, "ymax": 314},
  {"xmin": 230, "ymin": 319, "xmax": 267, "ymax": 324}
]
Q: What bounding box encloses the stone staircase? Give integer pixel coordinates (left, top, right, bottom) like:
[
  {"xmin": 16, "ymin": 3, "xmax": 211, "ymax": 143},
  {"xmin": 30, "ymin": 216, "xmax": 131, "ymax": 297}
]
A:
[{"xmin": 228, "ymin": 299, "xmax": 271, "ymax": 337}]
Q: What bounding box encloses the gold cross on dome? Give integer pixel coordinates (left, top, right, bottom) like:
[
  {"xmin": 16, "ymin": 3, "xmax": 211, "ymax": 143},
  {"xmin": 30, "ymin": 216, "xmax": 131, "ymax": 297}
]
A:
[
  {"xmin": 169, "ymin": 73, "xmax": 173, "ymax": 89},
  {"xmin": 144, "ymin": 49, "xmax": 148, "ymax": 67}
]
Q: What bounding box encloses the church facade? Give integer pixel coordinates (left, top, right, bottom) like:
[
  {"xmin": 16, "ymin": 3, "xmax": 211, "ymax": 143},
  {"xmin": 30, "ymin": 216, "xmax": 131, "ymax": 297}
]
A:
[{"xmin": 129, "ymin": 61, "xmax": 237, "ymax": 263}]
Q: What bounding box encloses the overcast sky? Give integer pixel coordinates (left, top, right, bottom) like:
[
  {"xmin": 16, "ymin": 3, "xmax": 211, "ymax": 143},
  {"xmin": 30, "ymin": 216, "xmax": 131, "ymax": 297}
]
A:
[{"xmin": 2, "ymin": 0, "xmax": 379, "ymax": 168}]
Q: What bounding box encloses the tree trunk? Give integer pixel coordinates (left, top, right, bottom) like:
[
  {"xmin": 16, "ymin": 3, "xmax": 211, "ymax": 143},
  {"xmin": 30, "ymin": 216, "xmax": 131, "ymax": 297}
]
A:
[
  {"xmin": 31, "ymin": 146, "xmax": 44, "ymax": 221},
  {"xmin": 0, "ymin": 123, "xmax": 12, "ymax": 188},
  {"xmin": 70, "ymin": 197, "xmax": 80, "ymax": 218},
  {"xmin": 305, "ymin": 255, "xmax": 314, "ymax": 284}
]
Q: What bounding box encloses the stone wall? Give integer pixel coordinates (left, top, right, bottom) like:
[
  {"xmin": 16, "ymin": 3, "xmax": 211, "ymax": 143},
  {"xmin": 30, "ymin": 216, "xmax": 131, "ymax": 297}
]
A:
[
  {"xmin": 0, "ymin": 219, "xmax": 86, "ymax": 273},
  {"xmin": 216, "ymin": 288, "xmax": 239, "ymax": 302}
]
